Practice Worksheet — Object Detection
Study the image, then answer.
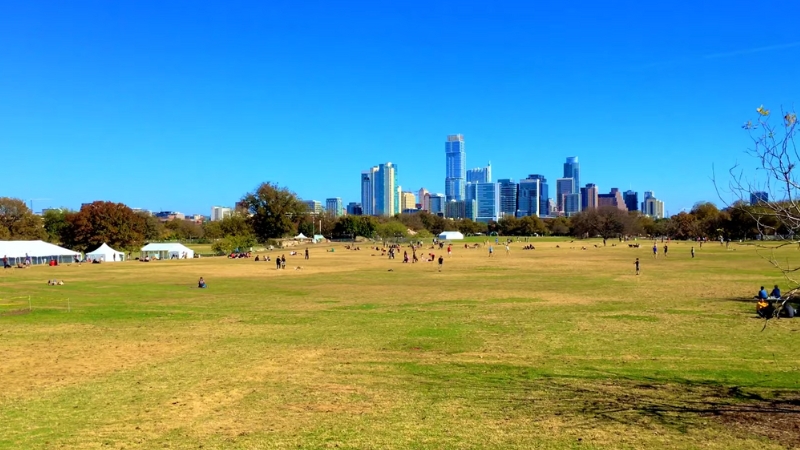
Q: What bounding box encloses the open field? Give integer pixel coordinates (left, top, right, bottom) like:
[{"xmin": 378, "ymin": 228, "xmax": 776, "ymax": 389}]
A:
[{"xmin": 1, "ymin": 238, "xmax": 799, "ymax": 449}]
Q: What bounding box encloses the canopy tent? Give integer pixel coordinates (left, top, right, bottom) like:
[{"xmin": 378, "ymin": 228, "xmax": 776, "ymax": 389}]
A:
[
  {"xmin": 140, "ymin": 243, "xmax": 194, "ymax": 260},
  {"xmin": 294, "ymin": 233, "xmax": 309, "ymax": 240},
  {"xmin": 86, "ymin": 243, "xmax": 125, "ymax": 262},
  {"xmin": 438, "ymin": 231, "xmax": 465, "ymax": 241},
  {"xmin": 312, "ymin": 234, "xmax": 325, "ymax": 243},
  {"xmin": 0, "ymin": 240, "xmax": 80, "ymax": 265}
]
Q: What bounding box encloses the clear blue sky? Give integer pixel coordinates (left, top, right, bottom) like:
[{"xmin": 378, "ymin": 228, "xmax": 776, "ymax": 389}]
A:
[{"xmin": 2, "ymin": 1, "xmax": 799, "ymax": 215}]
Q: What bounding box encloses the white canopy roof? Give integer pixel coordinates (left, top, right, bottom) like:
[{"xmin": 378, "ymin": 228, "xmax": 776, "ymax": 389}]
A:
[
  {"xmin": 140, "ymin": 243, "xmax": 194, "ymax": 258},
  {"xmin": 0, "ymin": 240, "xmax": 80, "ymax": 258},
  {"xmin": 86, "ymin": 243, "xmax": 125, "ymax": 262},
  {"xmin": 438, "ymin": 231, "xmax": 465, "ymax": 240},
  {"xmin": 294, "ymin": 233, "xmax": 309, "ymax": 239}
]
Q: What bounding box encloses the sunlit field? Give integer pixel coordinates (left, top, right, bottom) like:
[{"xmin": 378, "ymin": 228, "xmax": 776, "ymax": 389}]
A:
[{"xmin": 1, "ymin": 238, "xmax": 799, "ymax": 449}]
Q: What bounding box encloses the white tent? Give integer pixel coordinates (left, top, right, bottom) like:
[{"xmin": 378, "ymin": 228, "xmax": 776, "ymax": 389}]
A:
[
  {"xmin": 0, "ymin": 240, "xmax": 80, "ymax": 265},
  {"xmin": 86, "ymin": 243, "xmax": 125, "ymax": 262},
  {"xmin": 438, "ymin": 231, "xmax": 465, "ymax": 240},
  {"xmin": 294, "ymin": 233, "xmax": 309, "ymax": 240},
  {"xmin": 140, "ymin": 243, "xmax": 194, "ymax": 260}
]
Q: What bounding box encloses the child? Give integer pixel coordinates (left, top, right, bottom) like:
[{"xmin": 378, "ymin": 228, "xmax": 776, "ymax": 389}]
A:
[
  {"xmin": 438, "ymin": 255, "xmax": 444, "ymax": 272},
  {"xmin": 634, "ymin": 258, "xmax": 640, "ymax": 275},
  {"xmin": 198, "ymin": 277, "xmax": 207, "ymax": 288}
]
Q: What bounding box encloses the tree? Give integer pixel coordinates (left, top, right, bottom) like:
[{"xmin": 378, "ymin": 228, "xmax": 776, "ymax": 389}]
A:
[
  {"xmin": 332, "ymin": 216, "xmax": 378, "ymax": 239},
  {"xmin": 241, "ymin": 183, "xmax": 307, "ymax": 241},
  {"xmin": 42, "ymin": 208, "xmax": 70, "ymax": 244},
  {"xmin": 164, "ymin": 219, "xmax": 205, "ymax": 241},
  {"xmin": 569, "ymin": 207, "xmax": 630, "ymax": 239},
  {"xmin": 667, "ymin": 212, "xmax": 698, "ymax": 240},
  {"xmin": 204, "ymin": 213, "xmax": 253, "ymax": 240},
  {"xmin": 0, "ymin": 197, "xmax": 46, "ymax": 240},
  {"xmin": 544, "ymin": 217, "xmax": 571, "ymax": 236},
  {"xmin": 63, "ymin": 201, "xmax": 146, "ymax": 252},
  {"xmin": 139, "ymin": 213, "xmax": 166, "ymax": 241},
  {"xmin": 375, "ymin": 220, "xmax": 408, "ymax": 241},
  {"xmin": 211, "ymin": 235, "xmax": 257, "ymax": 255}
]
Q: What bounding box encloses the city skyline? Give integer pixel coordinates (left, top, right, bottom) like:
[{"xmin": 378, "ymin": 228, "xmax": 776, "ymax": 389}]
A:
[{"xmin": 2, "ymin": 2, "xmax": 797, "ymax": 214}]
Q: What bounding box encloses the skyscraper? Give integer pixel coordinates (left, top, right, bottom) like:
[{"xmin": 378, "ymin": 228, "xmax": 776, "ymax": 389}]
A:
[
  {"xmin": 467, "ymin": 162, "xmax": 492, "ymax": 184},
  {"xmin": 564, "ymin": 193, "xmax": 581, "ymax": 216},
  {"xmin": 418, "ymin": 188, "xmax": 430, "ymax": 211},
  {"xmin": 556, "ymin": 178, "xmax": 574, "ymax": 213},
  {"xmin": 467, "ymin": 182, "xmax": 499, "ymax": 223},
  {"xmin": 623, "ymin": 190, "xmax": 639, "ymax": 212},
  {"xmin": 325, "ymin": 198, "xmax": 343, "ymax": 217},
  {"xmin": 211, "ymin": 206, "xmax": 232, "ymax": 221},
  {"xmin": 527, "ymin": 174, "xmax": 549, "ymax": 217},
  {"xmin": 517, "ymin": 177, "xmax": 541, "ymax": 218},
  {"xmin": 361, "ymin": 167, "xmax": 378, "ymax": 215},
  {"xmin": 445, "ymin": 134, "xmax": 466, "ymax": 202},
  {"xmin": 641, "ymin": 191, "xmax": 665, "ymax": 218},
  {"xmin": 750, "ymin": 191, "xmax": 769, "ymax": 205},
  {"xmin": 598, "ymin": 188, "xmax": 627, "ymax": 210},
  {"xmin": 346, "ymin": 202, "xmax": 362, "ymax": 216},
  {"xmin": 401, "ymin": 191, "xmax": 417, "ymax": 211},
  {"xmin": 497, "ymin": 179, "xmax": 519, "ymax": 218},
  {"xmin": 428, "ymin": 193, "xmax": 446, "ymax": 216},
  {"xmin": 304, "ymin": 200, "xmax": 323, "ymax": 214},
  {"xmin": 563, "ymin": 156, "xmax": 580, "ymax": 195},
  {"xmin": 581, "ymin": 183, "xmax": 599, "ymax": 210}
]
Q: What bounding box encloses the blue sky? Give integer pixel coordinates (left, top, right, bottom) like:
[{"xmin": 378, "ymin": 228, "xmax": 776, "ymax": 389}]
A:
[{"xmin": 2, "ymin": 1, "xmax": 799, "ymax": 215}]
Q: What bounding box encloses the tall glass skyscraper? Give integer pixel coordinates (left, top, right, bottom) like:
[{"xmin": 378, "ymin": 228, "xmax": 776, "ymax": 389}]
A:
[
  {"xmin": 563, "ymin": 157, "xmax": 580, "ymax": 192},
  {"xmin": 467, "ymin": 162, "xmax": 491, "ymax": 184},
  {"xmin": 445, "ymin": 134, "xmax": 466, "ymax": 202},
  {"xmin": 360, "ymin": 167, "xmax": 378, "ymax": 215},
  {"xmin": 526, "ymin": 174, "xmax": 548, "ymax": 217},
  {"xmin": 362, "ymin": 163, "xmax": 399, "ymax": 216},
  {"xmin": 517, "ymin": 178, "xmax": 540, "ymax": 218},
  {"xmin": 466, "ymin": 182, "xmax": 499, "ymax": 223},
  {"xmin": 497, "ymin": 179, "xmax": 519, "ymax": 217}
]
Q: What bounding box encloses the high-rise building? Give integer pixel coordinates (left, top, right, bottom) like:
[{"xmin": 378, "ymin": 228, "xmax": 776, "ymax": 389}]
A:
[
  {"xmin": 598, "ymin": 188, "xmax": 627, "ymax": 211},
  {"xmin": 517, "ymin": 177, "xmax": 541, "ymax": 218},
  {"xmin": 401, "ymin": 192, "xmax": 417, "ymax": 211},
  {"xmin": 556, "ymin": 178, "xmax": 575, "ymax": 213},
  {"xmin": 497, "ymin": 179, "xmax": 519, "ymax": 218},
  {"xmin": 467, "ymin": 162, "xmax": 492, "ymax": 184},
  {"xmin": 346, "ymin": 202, "xmax": 362, "ymax": 216},
  {"xmin": 445, "ymin": 134, "xmax": 466, "ymax": 202},
  {"xmin": 418, "ymin": 188, "xmax": 430, "ymax": 211},
  {"xmin": 445, "ymin": 200, "xmax": 467, "ymax": 219},
  {"xmin": 304, "ymin": 200, "xmax": 323, "ymax": 214},
  {"xmin": 580, "ymin": 184, "xmax": 599, "ymax": 211},
  {"xmin": 361, "ymin": 167, "xmax": 378, "ymax": 215},
  {"xmin": 564, "ymin": 193, "xmax": 581, "ymax": 216},
  {"xmin": 750, "ymin": 191, "xmax": 769, "ymax": 205},
  {"xmin": 526, "ymin": 175, "xmax": 549, "ymax": 217},
  {"xmin": 564, "ymin": 157, "xmax": 580, "ymax": 204},
  {"xmin": 623, "ymin": 190, "xmax": 639, "ymax": 212},
  {"xmin": 211, "ymin": 206, "xmax": 232, "ymax": 221},
  {"xmin": 641, "ymin": 191, "xmax": 655, "ymax": 213},
  {"xmin": 467, "ymin": 182, "xmax": 499, "ymax": 223},
  {"xmin": 428, "ymin": 193, "xmax": 446, "ymax": 216},
  {"xmin": 640, "ymin": 191, "xmax": 664, "ymax": 218},
  {"xmin": 325, "ymin": 198, "xmax": 343, "ymax": 217}
]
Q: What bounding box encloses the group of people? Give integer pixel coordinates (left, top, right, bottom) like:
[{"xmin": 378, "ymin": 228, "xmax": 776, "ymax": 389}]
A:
[{"xmin": 755, "ymin": 285, "xmax": 796, "ymax": 318}]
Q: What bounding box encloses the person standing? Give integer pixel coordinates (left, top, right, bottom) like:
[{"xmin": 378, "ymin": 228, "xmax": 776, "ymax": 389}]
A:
[
  {"xmin": 438, "ymin": 255, "xmax": 444, "ymax": 272},
  {"xmin": 276, "ymin": 257, "xmax": 281, "ymax": 270},
  {"xmin": 652, "ymin": 243, "xmax": 658, "ymax": 258},
  {"xmin": 505, "ymin": 244, "xmax": 510, "ymax": 255},
  {"xmin": 663, "ymin": 244, "xmax": 668, "ymax": 257},
  {"xmin": 488, "ymin": 245, "xmax": 494, "ymax": 257},
  {"xmin": 634, "ymin": 258, "xmax": 640, "ymax": 275},
  {"xmin": 691, "ymin": 246, "xmax": 695, "ymax": 258},
  {"xmin": 305, "ymin": 248, "xmax": 309, "ymax": 260}
]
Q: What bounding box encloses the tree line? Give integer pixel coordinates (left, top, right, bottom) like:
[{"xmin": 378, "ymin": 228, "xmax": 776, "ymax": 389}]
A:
[{"xmin": 0, "ymin": 186, "xmax": 777, "ymax": 254}]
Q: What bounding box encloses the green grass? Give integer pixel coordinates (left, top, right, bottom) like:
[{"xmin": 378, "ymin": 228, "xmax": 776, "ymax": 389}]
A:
[{"xmin": 0, "ymin": 238, "xmax": 799, "ymax": 449}]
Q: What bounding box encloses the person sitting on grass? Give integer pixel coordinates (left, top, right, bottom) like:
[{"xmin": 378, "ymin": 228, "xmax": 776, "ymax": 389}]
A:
[
  {"xmin": 757, "ymin": 286, "xmax": 768, "ymax": 300},
  {"xmin": 198, "ymin": 277, "xmax": 207, "ymax": 288},
  {"xmin": 770, "ymin": 285, "xmax": 781, "ymax": 299}
]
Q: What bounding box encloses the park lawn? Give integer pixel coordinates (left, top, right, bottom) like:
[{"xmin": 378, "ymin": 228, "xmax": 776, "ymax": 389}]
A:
[{"xmin": 0, "ymin": 239, "xmax": 799, "ymax": 449}]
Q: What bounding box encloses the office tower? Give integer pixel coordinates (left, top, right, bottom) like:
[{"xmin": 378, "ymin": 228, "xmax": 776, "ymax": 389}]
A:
[
  {"xmin": 304, "ymin": 200, "xmax": 323, "ymax": 214},
  {"xmin": 467, "ymin": 162, "xmax": 492, "ymax": 184},
  {"xmin": 598, "ymin": 189, "xmax": 627, "ymax": 210},
  {"xmin": 497, "ymin": 179, "xmax": 519, "ymax": 218},
  {"xmin": 418, "ymin": 188, "xmax": 430, "ymax": 211},
  {"xmin": 361, "ymin": 167, "xmax": 378, "ymax": 215},
  {"xmin": 564, "ymin": 156, "xmax": 580, "ymax": 201},
  {"xmin": 401, "ymin": 192, "xmax": 417, "ymax": 211},
  {"xmin": 641, "ymin": 191, "xmax": 654, "ymax": 212},
  {"xmin": 750, "ymin": 191, "xmax": 769, "ymax": 205},
  {"xmin": 428, "ymin": 193, "xmax": 446, "ymax": 216},
  {"xmin": 517, "ymin": 177, "xmax": 541, "ymax": 218},
  {"xmin": 548, "ymin": 199, "xmax": 557, "ymax": 216},
  {"xmin": 525, "ymin": 175, "xmax": 549, "ymax": 217},
  {"xmin": 211, "ymin": 206, "xmax": 232, "ymax": 221},
  {"xmin": 564, "ymin": 193, "xmax": 581, "ymax": 216},
  {"xmin": 580, "ymin": 184, "xmax": 599, "ymax": 211},
  {"xmin": 445, "ymin": 200, "xmax": 467, "ymax": 219},
  {"xmin": 556, "ymin": 178, "xmax": 574, "ymax": 213},
  {"xmin": 325, "ymin": 198, "xmax": 343, "ymax": 217},
  {"xmin": 623, "ymin": 190, "xmax": 638, "ymax": 212},
  {"xmin": 375, "ymin": 163, "xmax": 399, "ymax": 216},
  {"xmin": 467, "ymin": 182, "xmax": 499, "ymax": 223},
  {"xmin": 346, "ymin": 202, "xmax": 362, "ymax": 216},
  {"xmin": 445, "ymin": 134, "xmax": 466, "ymax": 202},
  {"xmin": 640, "ymin": 191, "xmax": 665, "ymax": 218}
]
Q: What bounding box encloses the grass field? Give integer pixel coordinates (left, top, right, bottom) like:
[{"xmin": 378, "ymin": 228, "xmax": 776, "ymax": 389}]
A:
[{"xmin": 1, "ymin": 238, "xmax": 799, "ymax": 449}]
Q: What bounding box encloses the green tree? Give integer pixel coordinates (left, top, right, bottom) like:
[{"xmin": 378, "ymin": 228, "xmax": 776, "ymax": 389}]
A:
[
  {"xmin": 164, "ymin": 220, "xmax": 205, "ymax": 241},
  {"xmin": 0, "ymin": 197, "xmax": 46, "ymax": 240},
  {"xmin": 241, "ymin": 183, "xmax": 307, "ymax": 241},
  {"xmin": 42, "ymin": 208, "xmax": 70, "ymax": 244},
  {"xmin": 139, "ymin": 213, "xmax": 166, "ymax": 241},
  {"xmin": 544, "ymin": 217, "xmax": 571, "ymax": 236},
  {"xmin": 211, "ymin": 235, "xmax": 257, "ymax": 255},
  {"xmin": 62, "ymin": 201, "xmax": 146, "ymax": 252},
  {"xmin": 570, "ymin": 207, "xmax": 631, "ymax": 240},
  {"xmin": 517, "ymin": 215, "xmax": 546, "ymax": 235},
  {"xmin": 375, "ymin": 220, "xmax": 408, "ymax": 241}
]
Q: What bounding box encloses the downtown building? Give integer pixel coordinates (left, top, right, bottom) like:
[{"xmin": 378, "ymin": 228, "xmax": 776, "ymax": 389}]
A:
[
  {"xmin": 466, "ymin": 182, "xmax": 499, "ymax": 223},
  {"xmin": 598, "ymin": 188, "xmax": 627, "ymax": 211},
  {"xmin": 580, "ymin": 183, "xmax": 599, "ymax": 211},
  {"xmin": 361, "ymin": 163, "xmax": 400, "ymax": 216},
  {"xmin": 325, "ymin": 198, "xmax": 344, "ymax": 217},
  {"xmin": 211, "ymin": 206, "xmax": 232, "ymax": 221},
  {"xmin": 304, "ymin": 200, "xmax": 323, "ymax": 214},
  {"xmin": 445, "ymin": 134, "xmax": 466, "ymax": 202},
  {"xmin": 467, "ymin": 162, "xmax": 492, "ymax": 184},
  {"xmin": 641, "ymin": 191, "xmax": 665, "ymax": 219}
]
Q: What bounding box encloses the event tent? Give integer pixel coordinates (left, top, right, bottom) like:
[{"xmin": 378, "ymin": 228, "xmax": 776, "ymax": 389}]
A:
[
  {"xmin": 438, "ymin": 231, "xmax": 465, "ymax": 240},
  {"xmin": 294, "ymin": 233, "xmax": 309, "ymax": 240},
  {"xmin": 86, "ymin": 243, "xmax": 125, "ymax": 262},
  {"xmin": 140, "ymin": 243, "xmax": 194, "ymax": 260},
  {"xmin": 0, "ymin": 240, "xmax": 80, "ymax": 265}
]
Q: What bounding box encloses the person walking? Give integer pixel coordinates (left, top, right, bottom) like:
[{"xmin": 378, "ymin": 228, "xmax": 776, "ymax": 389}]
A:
[
  {"xmin": 488, "ymin": 245, "xmax": 494, "ymax": 257},
  {"xmin": 281, "ymin": 255, "xmax": 286, "ymax": 269},
  {"xmin": 438, "ymin": 255, "xmax": 444, "ymax": 272},
  {"xmin": 652, "ymin": 243, "xmax": 658, "ymax": 259},
  {"xmin": 505, "ymin": 244, "xmax": 510, "ymax": 256},
  {"xmin": 663, "ymin": 244, "xmax": 668, "ymax": 258},
  {"xmin": 634, "ymin": 258, "xmax": 640, "ymax": 275}
]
